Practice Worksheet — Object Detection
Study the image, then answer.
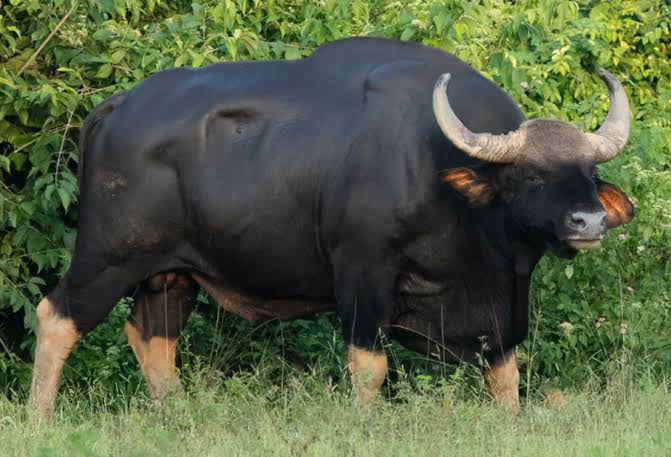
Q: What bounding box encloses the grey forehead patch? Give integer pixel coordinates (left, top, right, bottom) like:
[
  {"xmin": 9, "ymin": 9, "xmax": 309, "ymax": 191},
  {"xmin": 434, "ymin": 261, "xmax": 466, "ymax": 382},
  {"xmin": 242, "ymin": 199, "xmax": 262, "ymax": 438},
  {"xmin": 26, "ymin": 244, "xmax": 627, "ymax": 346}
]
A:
[{"xmin": 515, "ymin": 119, "xmax": 595, "ymax": 165}]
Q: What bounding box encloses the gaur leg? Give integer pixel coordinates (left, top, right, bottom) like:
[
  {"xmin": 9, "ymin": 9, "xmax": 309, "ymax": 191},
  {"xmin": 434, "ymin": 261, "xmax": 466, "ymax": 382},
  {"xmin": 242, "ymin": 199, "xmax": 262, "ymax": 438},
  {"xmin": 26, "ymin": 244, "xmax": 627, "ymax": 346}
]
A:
[
  {"xmin": 335, "ymin": 264, "xmax": 391, "ymax": 404},
  {"xmin": 125, "ymin": 272, "xmax": 196, "ymax": 398},
  {"xmin": 347, "ymin": 346, "xmax": 388, "ymax": 404},
  {"xmin": 29, "ymin": 294, "xmax": 80, "ymax": 420},
  {"xmin": 29, "ymin": 264, "xmax": 146, "ymax": 419},
  {"xmin": 483, "ymin": 350, "xmax": 520, "ymax": 410}
]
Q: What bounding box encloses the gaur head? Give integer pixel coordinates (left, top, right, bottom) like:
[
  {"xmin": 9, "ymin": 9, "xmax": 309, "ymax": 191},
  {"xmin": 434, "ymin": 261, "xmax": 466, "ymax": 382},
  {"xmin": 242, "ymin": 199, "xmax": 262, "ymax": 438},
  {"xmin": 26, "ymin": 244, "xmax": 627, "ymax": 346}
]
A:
[{"xmin": 433, "ymin": 69, "xmax": 635, "ymax": 258}]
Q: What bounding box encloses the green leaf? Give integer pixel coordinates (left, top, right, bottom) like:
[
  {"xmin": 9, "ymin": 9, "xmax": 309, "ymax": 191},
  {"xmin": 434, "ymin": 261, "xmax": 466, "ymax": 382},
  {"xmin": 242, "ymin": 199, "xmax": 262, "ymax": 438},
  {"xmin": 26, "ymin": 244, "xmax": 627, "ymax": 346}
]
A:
[
  {"xmin": 17, "ymin": 109, "xmax": 28, "ymax": 125},
  {"xmin": 20, "ymin": 201, "xmax": 35, "ymax": 216},
  {"xmin": 284, "ymin": 47, "xmax": 301, "ymax": 60},
  {"xmin": 0, "ymin": 155, "xmax": 10, "ymax": 172},
  {"xmin": 191, "ymin": 53, "xmax": 205, "ymax": 67},
  {"xmin": 141, "ymin": 52, "xmax": 158, "ymax": 69},
  {"xmin": 400, "ymin": 27, "xmax": 415, "ymax": 41},
  {"xmin": 8, "ymin": 210, "xmax": 17, "ymax": 228},
  {"xmin": 109, "ymin": 49, "xmax": 127, "ymax": 64},
  {"xmin": 9, "ymin": 152, "xmax": 26, "ymax": 170},
  {"xmin": 174, "ymin": 53, "xmax": 190, "ymax": 68},
  {"xmin": 96, "ymin": 64, "xmax": 113, "ymax": 79},
  {"xmin": 434, "ymin": 12, "xmax": 451, "ymax": 33},
  {"xmin": 57, "ymin": 187, "xmax": 71, "ymax": 211},
  {"xmin": 565, "ymin": 265, "xmax": 574, "ymax": 279},
  {"xmin": 0, "ymin": 77, "xmax": 16, "ymax": 89}
]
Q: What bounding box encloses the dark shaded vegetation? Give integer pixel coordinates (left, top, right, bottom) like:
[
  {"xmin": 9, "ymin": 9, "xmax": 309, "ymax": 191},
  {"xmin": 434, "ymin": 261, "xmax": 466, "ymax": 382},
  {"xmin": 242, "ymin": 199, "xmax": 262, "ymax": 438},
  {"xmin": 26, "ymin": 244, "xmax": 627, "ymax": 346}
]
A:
[{"xmin": 0, "ymin": 0, "xmax": 669, "ymax": 399}]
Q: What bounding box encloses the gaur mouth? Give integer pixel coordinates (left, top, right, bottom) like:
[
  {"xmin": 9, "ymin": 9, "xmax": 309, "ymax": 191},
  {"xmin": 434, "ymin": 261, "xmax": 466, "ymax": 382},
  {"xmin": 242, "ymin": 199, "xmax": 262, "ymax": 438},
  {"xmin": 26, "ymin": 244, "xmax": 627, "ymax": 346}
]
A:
[{"xmin": 566, "ymin": 238, "xmax": 603, "ymax": 250}]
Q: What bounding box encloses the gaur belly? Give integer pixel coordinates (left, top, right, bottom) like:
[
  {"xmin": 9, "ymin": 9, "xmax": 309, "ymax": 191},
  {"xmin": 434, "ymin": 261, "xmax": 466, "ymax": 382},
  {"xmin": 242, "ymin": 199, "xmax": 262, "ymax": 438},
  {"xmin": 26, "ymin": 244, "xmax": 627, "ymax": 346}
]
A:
[
  {"xmin": 148, "ymin": 270, "xmax": 511, "ymax": 366},
  {"xmin": 190, "ymin": 272, "xmax": 335, "ymax": 324}
]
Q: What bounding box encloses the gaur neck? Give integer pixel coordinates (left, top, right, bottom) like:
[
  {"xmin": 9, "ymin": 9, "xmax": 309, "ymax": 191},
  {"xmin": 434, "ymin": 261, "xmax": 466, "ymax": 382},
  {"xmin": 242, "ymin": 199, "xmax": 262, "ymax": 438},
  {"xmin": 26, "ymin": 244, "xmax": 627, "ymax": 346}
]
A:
[{"xmin": 468, "ymin": 200, "xmax": 546, "ymax": 346}]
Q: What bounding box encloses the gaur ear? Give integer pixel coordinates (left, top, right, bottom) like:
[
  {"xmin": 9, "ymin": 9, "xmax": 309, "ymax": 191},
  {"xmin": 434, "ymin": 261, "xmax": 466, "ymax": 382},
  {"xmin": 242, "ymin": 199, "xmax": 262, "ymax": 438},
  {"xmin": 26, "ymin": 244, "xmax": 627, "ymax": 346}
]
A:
[
  {"xmin": 597, "ymin": 179, "xmax": 635, "ymax": 228},
  {"xmin": 440, "ymin": 167, "xmax": 494, "ymax": 206}
]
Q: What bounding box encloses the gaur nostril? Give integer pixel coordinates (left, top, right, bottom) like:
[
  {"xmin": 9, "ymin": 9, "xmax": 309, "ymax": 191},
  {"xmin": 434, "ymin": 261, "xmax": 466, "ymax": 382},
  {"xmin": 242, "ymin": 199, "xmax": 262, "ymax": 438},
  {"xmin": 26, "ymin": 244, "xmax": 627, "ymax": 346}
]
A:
[
  {"xmin": 567, "ymin": 211, "xmax": 608, "ymax": 234},
  {"xmin": 568, "ymin": 213, "xmax": 586, "ymax": 230}
]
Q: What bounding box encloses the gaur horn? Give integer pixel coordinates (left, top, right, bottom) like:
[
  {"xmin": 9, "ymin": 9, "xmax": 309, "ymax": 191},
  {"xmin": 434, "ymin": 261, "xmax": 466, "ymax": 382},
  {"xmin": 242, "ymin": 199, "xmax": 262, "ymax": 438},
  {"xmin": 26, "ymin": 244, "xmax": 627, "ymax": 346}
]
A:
[
  {"xmin": 432, "ymin": 73, "xmax": 523, "ymax": 163},
  {"xmin": 585, "ymin": 68, "xmax": 630, "ymax": 163},
  {"xmin": 432, "ymin": 70, "xmax": 631, "ymax": 164}
]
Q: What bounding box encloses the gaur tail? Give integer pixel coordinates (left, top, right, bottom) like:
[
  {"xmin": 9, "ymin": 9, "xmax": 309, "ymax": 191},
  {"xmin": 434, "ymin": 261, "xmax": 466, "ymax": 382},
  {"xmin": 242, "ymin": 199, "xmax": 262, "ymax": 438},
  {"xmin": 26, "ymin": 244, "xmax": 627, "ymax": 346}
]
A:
[{"xmin": 77, "ymin": 91, "xmax": 127, "ymax": 192}]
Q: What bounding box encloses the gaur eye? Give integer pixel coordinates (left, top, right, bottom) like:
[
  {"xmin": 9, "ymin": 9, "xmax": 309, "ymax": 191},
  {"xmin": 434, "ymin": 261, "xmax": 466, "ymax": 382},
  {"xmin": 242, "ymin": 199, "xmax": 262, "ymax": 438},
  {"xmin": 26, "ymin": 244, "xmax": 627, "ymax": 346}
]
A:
[{"xmin": 523, "ymin": 175, "xmax": 544, "ymax": 186}]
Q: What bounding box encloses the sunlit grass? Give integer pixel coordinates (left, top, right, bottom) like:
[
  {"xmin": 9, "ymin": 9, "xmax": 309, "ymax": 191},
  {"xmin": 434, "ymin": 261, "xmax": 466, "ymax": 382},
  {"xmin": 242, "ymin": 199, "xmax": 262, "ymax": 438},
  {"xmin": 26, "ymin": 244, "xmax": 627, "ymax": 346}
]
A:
[{"xmin": 1, "ymin": 365, "xmax": 669, "ymax": 457}]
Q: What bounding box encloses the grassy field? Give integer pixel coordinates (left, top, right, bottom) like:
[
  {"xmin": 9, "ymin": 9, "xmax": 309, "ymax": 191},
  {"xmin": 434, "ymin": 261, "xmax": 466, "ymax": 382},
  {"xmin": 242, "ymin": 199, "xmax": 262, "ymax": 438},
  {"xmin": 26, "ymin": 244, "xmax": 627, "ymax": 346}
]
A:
[{"xmin": 1, "ymin": 366, "xmax": 669, "ymax": 457}]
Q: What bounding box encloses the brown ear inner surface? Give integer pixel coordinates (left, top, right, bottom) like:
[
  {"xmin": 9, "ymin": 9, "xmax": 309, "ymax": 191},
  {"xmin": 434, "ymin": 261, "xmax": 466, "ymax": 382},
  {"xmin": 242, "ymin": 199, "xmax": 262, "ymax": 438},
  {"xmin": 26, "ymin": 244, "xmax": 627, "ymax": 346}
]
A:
[
  {"xmin": 440, "ymin": 168, "xmax": 494, "ymax": 206},
  {"xmin": 597, "ymin": 181, "xmax": 635, "ymax": 228}
]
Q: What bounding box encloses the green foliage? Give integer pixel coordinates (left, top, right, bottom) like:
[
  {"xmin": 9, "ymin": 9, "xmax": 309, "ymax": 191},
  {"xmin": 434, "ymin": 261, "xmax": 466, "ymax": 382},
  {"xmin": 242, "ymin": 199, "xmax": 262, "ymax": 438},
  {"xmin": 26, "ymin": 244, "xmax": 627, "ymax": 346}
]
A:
[{"xmin": 0, "ymin": 0, "xmax": 669, "ymax": 394}]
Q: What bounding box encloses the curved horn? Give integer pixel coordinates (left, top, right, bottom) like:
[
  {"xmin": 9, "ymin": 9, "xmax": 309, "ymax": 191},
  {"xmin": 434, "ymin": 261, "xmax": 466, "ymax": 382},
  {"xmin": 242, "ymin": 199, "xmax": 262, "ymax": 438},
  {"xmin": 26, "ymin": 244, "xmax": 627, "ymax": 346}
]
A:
[
  {"xmin": 586, "ymin": 69, "xmax": 630, "ymax": 163},
  {"xmin": 432, "ymin": 73, "xmax": 522, "ymax": 163}
]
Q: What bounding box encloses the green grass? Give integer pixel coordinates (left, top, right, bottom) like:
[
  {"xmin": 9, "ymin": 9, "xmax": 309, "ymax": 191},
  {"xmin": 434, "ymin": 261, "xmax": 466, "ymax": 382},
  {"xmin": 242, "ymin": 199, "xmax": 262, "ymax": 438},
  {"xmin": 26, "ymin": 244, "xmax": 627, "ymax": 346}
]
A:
[{"xmin": 1, "ymin": 367, "xmax": 670, "ymax": 457}]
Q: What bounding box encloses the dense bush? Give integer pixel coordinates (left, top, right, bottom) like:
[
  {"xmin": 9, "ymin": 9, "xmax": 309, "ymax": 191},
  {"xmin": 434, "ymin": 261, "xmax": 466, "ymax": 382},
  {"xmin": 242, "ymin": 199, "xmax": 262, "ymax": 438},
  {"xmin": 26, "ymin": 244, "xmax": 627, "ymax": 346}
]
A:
[{"xmin": 0, "ymin": 0, "xmax": 669, "ymax": 395}]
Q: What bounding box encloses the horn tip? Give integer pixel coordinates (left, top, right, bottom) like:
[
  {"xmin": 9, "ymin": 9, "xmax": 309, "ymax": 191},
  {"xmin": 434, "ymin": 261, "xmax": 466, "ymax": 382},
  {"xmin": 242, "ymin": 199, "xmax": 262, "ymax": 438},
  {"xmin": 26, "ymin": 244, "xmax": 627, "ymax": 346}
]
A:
[
  {"xmin": 435, "ymin": 73, "xmax": 452, "ymax": 88},
  {"xmin": 597, "ymin": 68, "xmax": 616, "ymax": 82}
]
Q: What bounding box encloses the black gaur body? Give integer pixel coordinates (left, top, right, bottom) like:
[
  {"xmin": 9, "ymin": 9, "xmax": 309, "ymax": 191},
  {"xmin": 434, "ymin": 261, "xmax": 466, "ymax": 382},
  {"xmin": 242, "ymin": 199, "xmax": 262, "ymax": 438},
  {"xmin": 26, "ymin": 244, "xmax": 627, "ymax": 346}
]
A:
[{"xmin": 28, "ymin": 37, "xmax": 635, "ymax": 416}]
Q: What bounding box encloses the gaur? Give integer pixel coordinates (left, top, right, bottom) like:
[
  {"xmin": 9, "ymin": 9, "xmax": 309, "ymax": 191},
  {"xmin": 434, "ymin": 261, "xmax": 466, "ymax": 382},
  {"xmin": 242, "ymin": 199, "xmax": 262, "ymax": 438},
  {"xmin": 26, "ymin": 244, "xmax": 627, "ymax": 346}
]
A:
[{"xmin": 28, "ymin": 37, "xmax": 634, "ymax": 417}]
